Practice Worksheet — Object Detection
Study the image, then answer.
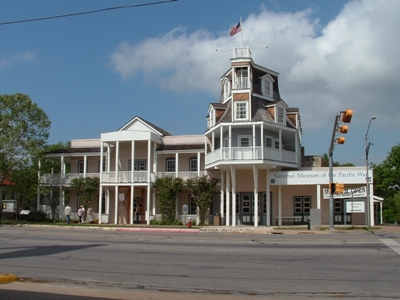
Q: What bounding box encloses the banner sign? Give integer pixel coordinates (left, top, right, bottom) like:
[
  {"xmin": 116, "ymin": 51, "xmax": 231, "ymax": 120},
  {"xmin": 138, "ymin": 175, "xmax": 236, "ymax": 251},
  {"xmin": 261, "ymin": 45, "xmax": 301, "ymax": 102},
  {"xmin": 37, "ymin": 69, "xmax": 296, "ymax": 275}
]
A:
[
  {"xmin": 346, "ymin": 201, "xmax": 365, "ymax": 213},
  {"xmin": 269, "ymin": 168, "xmax": 370, "ymax": 185},
  {"xmin": 323, "ymin": 186, "xmax": 367, "ymax": 199}
]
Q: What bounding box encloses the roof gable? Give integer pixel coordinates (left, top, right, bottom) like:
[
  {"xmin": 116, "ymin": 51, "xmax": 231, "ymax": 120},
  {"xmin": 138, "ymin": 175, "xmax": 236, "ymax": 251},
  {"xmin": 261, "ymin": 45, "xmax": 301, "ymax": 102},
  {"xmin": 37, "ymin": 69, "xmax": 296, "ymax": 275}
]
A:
[{"xmin": 118, "ymin": 116, "xmax": 171, "ymax": 136}]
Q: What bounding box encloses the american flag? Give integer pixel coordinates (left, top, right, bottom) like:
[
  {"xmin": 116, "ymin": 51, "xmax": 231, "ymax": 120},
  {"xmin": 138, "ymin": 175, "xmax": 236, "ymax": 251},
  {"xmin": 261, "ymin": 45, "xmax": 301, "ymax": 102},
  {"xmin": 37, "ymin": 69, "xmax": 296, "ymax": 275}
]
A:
[{"xmin": 229, "ymin": 22, "xmax": 241, "ymax": 36}]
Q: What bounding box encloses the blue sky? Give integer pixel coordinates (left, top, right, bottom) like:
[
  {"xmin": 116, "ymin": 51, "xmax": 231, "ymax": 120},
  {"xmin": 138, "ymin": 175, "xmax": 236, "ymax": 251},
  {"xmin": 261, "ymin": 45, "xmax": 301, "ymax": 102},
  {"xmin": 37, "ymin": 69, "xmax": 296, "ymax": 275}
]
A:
[{"xmin": 1, "ymin": 0, "xmax": 399, "ymax": 167}]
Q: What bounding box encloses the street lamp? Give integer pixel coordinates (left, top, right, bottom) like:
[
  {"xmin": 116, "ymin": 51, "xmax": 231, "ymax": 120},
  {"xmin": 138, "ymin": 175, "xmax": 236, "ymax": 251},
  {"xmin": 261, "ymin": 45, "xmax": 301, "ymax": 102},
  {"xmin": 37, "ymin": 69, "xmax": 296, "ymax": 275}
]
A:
[{"xmin": 365, "ymin": 115, "xmax": 376, "ymax": 227}]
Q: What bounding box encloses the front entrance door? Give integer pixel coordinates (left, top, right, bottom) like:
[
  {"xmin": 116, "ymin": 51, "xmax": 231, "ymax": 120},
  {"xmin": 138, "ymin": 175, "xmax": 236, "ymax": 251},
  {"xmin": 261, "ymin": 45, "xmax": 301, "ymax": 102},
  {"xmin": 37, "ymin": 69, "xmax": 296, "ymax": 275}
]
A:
[
  {"xmin": 134, "ymin": 197, "xmax": 144, "ymax": 224},
  {"xmin": 241, "ymin": 194, "xmax": 252, "ymax": 225},
  {"xmin": 293, "ymin": 196, "xmax": 311, "ymax": 224}
]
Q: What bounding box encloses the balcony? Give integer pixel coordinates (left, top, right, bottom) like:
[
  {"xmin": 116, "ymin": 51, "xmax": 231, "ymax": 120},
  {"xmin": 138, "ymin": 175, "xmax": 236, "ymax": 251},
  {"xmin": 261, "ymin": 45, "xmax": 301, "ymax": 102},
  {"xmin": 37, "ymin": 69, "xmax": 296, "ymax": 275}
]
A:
[
  {"xmin": 41, "ymin": 171, "xmax": 208, "ymax": 186},
  {"xmin": 205, "ymin": 146, "xmax": 298, "ymax": 167},
  {"xmin": 156, "ymin": 171, "xmax": 206, "ymax": 181},
  {"xmin": 40, "ymin": 173, "xmax": 100, "ymax": 186}
]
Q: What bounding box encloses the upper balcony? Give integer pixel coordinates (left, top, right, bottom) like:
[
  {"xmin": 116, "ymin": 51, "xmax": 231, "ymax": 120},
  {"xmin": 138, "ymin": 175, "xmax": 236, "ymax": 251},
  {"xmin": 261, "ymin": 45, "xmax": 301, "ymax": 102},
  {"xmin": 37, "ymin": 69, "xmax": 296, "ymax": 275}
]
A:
[
  {"xmin": 205, "ymin": 146, "xmax": 299, "ymax": 168},
  {"xmin": 40, "ymin": 171, "xmax": 207, "ymax": 186}
]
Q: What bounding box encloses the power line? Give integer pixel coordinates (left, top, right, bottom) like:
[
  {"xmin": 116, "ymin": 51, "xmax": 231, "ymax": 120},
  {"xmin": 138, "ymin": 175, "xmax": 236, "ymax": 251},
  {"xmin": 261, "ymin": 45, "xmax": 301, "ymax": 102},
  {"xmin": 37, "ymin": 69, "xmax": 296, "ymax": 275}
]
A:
[{"xmin": 0, "ymin": 0, "xmax": 178, "ymax": 26}]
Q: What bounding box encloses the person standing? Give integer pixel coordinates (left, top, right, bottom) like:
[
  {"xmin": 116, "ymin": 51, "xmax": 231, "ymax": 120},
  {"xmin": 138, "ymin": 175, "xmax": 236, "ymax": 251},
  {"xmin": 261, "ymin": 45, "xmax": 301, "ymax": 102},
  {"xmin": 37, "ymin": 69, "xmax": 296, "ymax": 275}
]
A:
[
  {"xmin": 65, "ymin": 204, "xmax": 72, "ymax": 224},
  {"xmin": 78, "ymin": 205, "xmax": 84, "ymax": 224}
]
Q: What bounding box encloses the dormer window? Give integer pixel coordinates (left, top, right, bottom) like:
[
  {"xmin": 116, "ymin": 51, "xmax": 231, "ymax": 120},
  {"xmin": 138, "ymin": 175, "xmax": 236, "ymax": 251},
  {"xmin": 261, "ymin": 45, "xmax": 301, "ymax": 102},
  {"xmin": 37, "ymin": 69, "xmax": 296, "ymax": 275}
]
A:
[
  {"xmin": 260, "ymin": 74, "xmax": 274, "ymax": 97},
  {"xmin": 223, "ymin": 78, "xmax": 231, "ymax": 99},
  {"xmin": 235, "ymin": 101, "xmax": 248, "ymax": 121},
  {"xmin": 277, "ymin": 107, "xmax": 284, "ymax": 124},
  {"xmin": 209, "ymin": 107, "xmax": 216, "ymax": 127}
]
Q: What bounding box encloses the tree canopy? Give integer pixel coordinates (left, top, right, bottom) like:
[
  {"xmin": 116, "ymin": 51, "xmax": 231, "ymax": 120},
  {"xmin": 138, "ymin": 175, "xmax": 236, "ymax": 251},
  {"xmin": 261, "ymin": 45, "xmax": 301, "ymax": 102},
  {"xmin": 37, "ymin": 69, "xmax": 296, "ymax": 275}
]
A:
[
  {"xmin": 153, "ymin": 176, "xmax": 184, "ymax": 224},
  {"xmin": 0, "ymin": 94, "xmax": 51, "ymax": 185},
  {"xmin": 373, "ymin": 144, "xmax": 400, "ymax": 198},
  {"xmin": 186, "ymin": 175, "xmax": 219, "ymax": 225},
  {"xmin": 70, "ymin": 177, "xmax": 100, "ymax": 221}
]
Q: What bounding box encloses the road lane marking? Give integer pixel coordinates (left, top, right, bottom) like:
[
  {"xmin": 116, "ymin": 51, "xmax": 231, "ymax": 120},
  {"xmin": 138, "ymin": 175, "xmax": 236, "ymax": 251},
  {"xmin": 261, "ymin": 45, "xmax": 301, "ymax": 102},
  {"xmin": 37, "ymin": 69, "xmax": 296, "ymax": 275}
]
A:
[{"xmin": 380, "ymin": 239, "xmax": 400, "ymax": 255}]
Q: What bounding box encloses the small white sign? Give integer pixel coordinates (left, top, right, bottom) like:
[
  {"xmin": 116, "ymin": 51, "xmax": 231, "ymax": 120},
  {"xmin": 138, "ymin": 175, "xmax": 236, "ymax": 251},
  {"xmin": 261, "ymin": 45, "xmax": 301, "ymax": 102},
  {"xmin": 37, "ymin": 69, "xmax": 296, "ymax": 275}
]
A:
[
  {"xmin": 346, "ymin": 201, "xmax": 365, "ymax": 213},
  {"xmin": 182, "ymin": 204, "xmax": 188, "ymax": 214}
]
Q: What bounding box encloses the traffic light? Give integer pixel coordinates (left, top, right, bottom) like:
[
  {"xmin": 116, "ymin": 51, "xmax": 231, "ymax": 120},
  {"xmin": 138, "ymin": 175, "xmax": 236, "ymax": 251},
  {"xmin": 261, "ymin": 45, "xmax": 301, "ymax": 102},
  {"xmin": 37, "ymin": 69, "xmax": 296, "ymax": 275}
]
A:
[
  {"xmin": 338, "ymin": 125, "xmax": 348, "ymax": 133},
  {"xmin": 341, "ymin": 109, "xmax": 353, "ymax": 123},
  {"xmin": 329, "ymin": 183, "xmax": 336, "ymax": 194},
  {"xmin": 336, "ymin": 137, "xmax": 345, "ymax": 144},
  {"xmin": 336, "ymin": 183, "xmax": 345, "ymax": 194}
]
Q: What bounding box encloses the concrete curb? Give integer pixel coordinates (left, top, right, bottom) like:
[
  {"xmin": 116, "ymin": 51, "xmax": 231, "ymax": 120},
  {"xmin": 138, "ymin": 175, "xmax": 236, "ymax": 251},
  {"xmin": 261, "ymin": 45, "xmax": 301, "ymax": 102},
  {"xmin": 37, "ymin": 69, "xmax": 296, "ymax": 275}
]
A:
[
  {"xmin": 116, "ymin": 227, "xmax": 199, "ymax": 233},
  {"xmin": 0, "ymin": 273, "xmax": 17, "ymax": 284}
]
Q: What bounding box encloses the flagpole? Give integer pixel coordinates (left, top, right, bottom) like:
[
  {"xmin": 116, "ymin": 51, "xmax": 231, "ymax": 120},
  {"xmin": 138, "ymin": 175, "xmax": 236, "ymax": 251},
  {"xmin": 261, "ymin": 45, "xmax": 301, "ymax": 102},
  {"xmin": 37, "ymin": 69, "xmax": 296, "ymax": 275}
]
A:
[{"xmin": 240, "ymin": 17, "xmax": 243, "ymax": 48}]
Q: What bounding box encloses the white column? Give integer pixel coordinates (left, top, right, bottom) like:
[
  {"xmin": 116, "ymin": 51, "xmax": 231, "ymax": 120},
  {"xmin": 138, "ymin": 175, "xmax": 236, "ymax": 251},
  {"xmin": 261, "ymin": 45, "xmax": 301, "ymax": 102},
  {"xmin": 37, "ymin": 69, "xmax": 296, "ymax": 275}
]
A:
[
  {"xmin": 106, "ymin": 188, "xmax": 110, "ymax": 214},
  {"xmin": 83, "ymin": 155, "xmax": 87, "ymax": 178},
  {"xmin": 146, "ymin": 188, "xmax": 151, "ymax": 225},
  {"xmin": 197, "ymin": 152, "xmax": 201, "ymax": 177},
  {"xmin": 60, "ymin": 156, "xmax": 65, "ymax": 220},
  {"xmin": 252, "ymin": 124, "xmax": 256, "ymax": 158},
  {"xmin": 278, "ymin": 128, "xmax": 282, "ymax": 161},
  {"xmin": 130, "ymin": 186, "xmax": 134, "ymax": 225},
  {"xmin": 266, "ymin": 169, "xmax": 270, "ymax": 226},
  {"xmin": 107, "ymin": 144, "xmax": 111, "ymax": 172},
  {"xmin": 147, "ymin": 141, "xmax": 151, "ymax": 182},
  {"xmin": 100, "ymin": 141, "xmax": 104, "ymax": 181},
  {"xmin": 175, "ymin": 152, "xmax": 179, "ymax": 178},
  {"xmin": 261, "ymin": 125, "xmax": 264, "ymax": 160},
  {"xmin": 226, "ymin": 170, "xmax": 230, "ymax": 226},
  {"xmin": 115, "ymin": 141, "xmax": 119, "ymax": 183},
  {"xmin": 98, "ymin": 185, "xmax": 103, "ymax": 224},
  {"xmin": 369, "ymin": 182, "xmax": 374, "ymax": 227},
  {"xmin": 278, "ymin": 185, "xmax": 282, "ymax": 226},
  {"xmin": 131, "ymin": 141, "xmax": 135, "ymax": 182},
  {"xmin": 220, "ymin": 170, "xmax": 225, "ymax": 221},
  {"xmin": 114, "ymin": 186, "xmax": 118, "ymax": 224},
  {"xmin": 317, "ymin": 184, "xmax": 321, "ymax": 209},
  {"xmin": 231, "ymin": 166, "xmax": 236, "ymax": 227},
  {"xmin": 212, "ymin": 131, "xmax": 215, "ymax": 151},
  {"xmin": 253, "ymin": 165, "xmax": 258, "ymax": 227},
  {"xmin": 380, "ymin": 201, "xmax": 383, "ymax": 225}
]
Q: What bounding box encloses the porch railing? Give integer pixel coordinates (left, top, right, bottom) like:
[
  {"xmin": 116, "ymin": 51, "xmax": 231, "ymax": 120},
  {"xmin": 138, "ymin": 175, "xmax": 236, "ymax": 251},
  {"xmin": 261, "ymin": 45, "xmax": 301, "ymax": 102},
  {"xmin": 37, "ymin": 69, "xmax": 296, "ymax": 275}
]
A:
[{"xmin": 205, "ymin": 146, "xmax": 298, "ymax": 166}]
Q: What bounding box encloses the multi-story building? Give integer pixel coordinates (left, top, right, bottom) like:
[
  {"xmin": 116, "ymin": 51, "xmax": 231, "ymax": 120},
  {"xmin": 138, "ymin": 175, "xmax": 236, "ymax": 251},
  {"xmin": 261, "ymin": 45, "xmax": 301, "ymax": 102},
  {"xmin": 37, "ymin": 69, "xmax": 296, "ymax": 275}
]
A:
[{"xmin": 41, "ymin": 47, "xmax": 382, "ymax": 227}]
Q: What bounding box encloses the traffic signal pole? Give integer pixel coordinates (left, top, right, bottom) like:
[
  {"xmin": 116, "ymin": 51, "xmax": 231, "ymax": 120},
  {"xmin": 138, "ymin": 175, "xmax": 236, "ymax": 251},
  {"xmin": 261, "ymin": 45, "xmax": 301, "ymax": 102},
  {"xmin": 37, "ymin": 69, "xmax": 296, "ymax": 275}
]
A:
[
  {"xmin": 328, "ymin": 110, "xmax": 353, "ymax": 230},
  {"xmin": 328, "ymin": 114, "xmax": 339, "ymax": 230}
]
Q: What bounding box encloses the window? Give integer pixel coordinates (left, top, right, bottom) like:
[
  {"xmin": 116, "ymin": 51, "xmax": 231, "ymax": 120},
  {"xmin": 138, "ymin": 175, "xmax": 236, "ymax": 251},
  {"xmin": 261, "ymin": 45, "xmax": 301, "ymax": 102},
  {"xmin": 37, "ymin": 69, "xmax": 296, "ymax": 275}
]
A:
[
  {"xmin": 260, "ymin": 74, "xmax": 274, "ymax": 97},
  {"xmin": 277, "ymin": 107, "xmax": 284, "ymax": 124},
  {"xmin": 166, "ymin": 158, "xmax": 175, "ymax": 172},
  {"xmin": 234, "ymin": 67, "xmax": 248, "ymax": 89},
  {"xmin": 189, "ymin": 158, "xmax": 197, "ymax": 172},
  {"xmin": 265, "ymin": 136, "xmax": 280, "ymax": 149},
  {"xmin": 235, "ymin": 101, "xmax": 248, "ymax": 120},
  {"xmin": 1, "ymin": 190, "xmax": 5, "ymax": 200},
  {"xmin": 238, "ymin": 135, "xmax": 251, "ymax": 147},
  {"xmin": 209, "ymin": 108, "xmax": 215, "ymax": 127},
  {"xmin": 223, "ymin": 79, "xmax": 231, "ymax": 99},
  {"xmin": 128, "ymin": 160, "xmax": 146, "ymax": 171},
  {"xmin": 189, "ymin": 196, "xmax": 196, "ymax": 214},
  {"xmin": 78, "ymin": 160, "xmax": 87, "ymax": 173}
]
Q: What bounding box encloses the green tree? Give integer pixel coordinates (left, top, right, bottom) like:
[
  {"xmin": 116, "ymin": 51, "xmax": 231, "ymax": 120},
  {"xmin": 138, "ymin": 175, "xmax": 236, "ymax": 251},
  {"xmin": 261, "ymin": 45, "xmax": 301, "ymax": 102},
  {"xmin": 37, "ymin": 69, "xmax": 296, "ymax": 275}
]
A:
[
  {"xmin": 70, "ymin": 177, "xmax": 100, "ymax": 222},
  {"xmin": 321, "ymin": 153, "xmax": 354, "ymax": 167},
  {"xmin": 382, "ymin": 193, "xmax": 400, "ymax": 224},
  {"xmin": 39, "ymin": 142, "xmax": 71, "ymax": 219},
  {"xmin": 373, "ymin": 144, "xmax": 400, "ymax": 199},
  {"xmin": 0, "ymin": 94, "xmax": 51, "ymax": 215},
  {"xmin": 153, "ymin": 176, "xmax": 184, "ymax": 224},
  {"xmin": 186, "ymin": 175, "xmax": 219, "ymax": 225}
]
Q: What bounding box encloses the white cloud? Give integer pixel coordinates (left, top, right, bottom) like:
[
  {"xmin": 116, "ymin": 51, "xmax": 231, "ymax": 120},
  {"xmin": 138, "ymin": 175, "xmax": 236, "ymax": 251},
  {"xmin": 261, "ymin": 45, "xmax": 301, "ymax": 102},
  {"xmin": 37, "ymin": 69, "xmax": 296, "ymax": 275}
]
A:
[
  {"xmin": 0, "ymin": 51, "xmax": 38, "ymax": 68},
  {"xmin": 109, "ymin": 0, "xmax": 400, "ymax": 150}
]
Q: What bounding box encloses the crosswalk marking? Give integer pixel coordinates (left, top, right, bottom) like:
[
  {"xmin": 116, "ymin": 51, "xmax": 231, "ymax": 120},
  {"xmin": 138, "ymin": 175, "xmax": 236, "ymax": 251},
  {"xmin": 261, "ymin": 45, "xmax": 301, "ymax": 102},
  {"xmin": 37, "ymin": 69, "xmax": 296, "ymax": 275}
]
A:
[{"xmin": 381, "ymin": 239, "xmax": 400, "ymax": 255}]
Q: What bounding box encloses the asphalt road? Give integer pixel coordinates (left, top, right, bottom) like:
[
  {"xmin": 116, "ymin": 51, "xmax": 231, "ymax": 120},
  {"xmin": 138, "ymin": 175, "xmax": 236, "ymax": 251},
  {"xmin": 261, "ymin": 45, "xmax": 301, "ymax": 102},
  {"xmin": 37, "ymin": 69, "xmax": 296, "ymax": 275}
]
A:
[{"xmin": 1, "ymin": 226, "xmax": 400, "ymax": 299}]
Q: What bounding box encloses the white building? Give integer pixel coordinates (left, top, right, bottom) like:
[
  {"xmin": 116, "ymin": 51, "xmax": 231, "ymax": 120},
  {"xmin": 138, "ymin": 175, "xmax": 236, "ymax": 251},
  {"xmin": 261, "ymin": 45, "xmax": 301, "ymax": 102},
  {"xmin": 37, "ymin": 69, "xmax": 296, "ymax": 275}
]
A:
[{"xmin": 41, "ymin": 47, "xmax": 382, "ymax": 226}]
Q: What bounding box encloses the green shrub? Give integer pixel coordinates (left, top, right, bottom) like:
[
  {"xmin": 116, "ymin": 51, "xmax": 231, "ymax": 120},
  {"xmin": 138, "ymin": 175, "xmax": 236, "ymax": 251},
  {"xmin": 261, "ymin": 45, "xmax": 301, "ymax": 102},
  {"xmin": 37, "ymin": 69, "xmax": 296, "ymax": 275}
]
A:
[{"xmin": 27, "ymin": 211, "xmax": 47, "ymax": 222}]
